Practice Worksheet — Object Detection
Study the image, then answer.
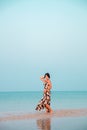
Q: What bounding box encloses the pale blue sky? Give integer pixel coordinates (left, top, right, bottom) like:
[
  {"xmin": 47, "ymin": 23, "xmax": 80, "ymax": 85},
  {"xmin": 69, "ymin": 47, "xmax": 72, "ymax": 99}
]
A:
[{"xmin": 0, "ymin": 0, "xmax": 87, "ymax": 91}]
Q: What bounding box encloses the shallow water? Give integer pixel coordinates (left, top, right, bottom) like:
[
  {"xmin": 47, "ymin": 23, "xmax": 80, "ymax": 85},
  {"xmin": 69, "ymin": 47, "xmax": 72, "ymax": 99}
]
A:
[
  {"xmin": 0, "ymin": 117, "xmax": 87, "ymax": 130},
  {"xmin": 0, "ymin": 91, "xmax": 87, "ymax": 130}
]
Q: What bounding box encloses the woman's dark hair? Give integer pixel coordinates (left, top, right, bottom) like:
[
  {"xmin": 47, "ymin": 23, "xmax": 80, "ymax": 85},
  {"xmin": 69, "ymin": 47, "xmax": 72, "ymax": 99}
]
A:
[{"xmin": 44, "ymin": 73, "xmax": 50, "ymax": 78}]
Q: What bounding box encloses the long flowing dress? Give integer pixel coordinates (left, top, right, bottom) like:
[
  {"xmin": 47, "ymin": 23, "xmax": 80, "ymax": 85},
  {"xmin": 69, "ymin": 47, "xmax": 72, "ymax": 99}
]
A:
[{"xmin": 35, "ymin": 83, "xmax": 51, "ymax": 111}]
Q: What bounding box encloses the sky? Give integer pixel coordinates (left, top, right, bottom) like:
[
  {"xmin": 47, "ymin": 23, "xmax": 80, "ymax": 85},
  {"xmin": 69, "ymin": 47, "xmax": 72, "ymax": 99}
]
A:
[{"xmin": 0, "ymin": 0, "xmax": 87, "ymax": 91}]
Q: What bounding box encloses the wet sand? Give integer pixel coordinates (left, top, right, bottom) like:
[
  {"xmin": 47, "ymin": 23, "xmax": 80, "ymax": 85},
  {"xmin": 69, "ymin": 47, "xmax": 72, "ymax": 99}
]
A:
[{"xmin": 0, "ymin": 109, "xmax": 87, "ymax": 121}]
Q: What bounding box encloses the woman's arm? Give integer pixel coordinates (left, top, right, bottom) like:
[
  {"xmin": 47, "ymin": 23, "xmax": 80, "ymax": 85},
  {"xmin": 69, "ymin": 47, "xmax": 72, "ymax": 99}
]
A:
[{"xmin": 40, "ymin": 76, "xmax": 47, "ymax": 83}]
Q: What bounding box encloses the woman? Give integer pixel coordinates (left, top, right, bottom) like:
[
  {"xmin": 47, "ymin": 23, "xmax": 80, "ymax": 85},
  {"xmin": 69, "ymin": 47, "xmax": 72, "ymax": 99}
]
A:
[{"xmin": 35, "ymin": 73, "xmax": 53, "ymax": 113}]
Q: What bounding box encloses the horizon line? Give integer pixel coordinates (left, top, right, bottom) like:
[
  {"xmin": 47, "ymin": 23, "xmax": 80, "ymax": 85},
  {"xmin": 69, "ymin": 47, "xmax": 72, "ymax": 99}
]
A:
[{"xmin": 0, "ymin": 90, "xmax": 87, "ymax": 92}]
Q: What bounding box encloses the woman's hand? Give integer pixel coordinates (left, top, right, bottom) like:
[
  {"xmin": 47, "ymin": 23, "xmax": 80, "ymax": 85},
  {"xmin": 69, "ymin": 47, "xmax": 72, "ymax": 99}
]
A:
[
  {"xmin": 40, "ymin": 76, "xmax": 44, "ymax": 79},
  {"xmin": 40, "ymin": 76, "xmax": 47, "ymax": 83}
]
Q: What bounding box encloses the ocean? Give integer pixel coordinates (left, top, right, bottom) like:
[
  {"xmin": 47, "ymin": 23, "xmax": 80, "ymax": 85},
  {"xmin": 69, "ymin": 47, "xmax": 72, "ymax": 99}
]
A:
[
  {"xmin": 0, "ymin": 91, "xmax": 87, "ymax": 130},
  {"xmin": 0, "ymin": 91, "xmax": 87, "ymax": 113}
]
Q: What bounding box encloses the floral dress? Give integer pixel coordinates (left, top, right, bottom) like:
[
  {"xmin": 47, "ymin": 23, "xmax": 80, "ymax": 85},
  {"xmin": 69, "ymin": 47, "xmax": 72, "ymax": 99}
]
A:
[{"xmin": 35, "ymin": 83, "xmax": 51, "ymax": 111}]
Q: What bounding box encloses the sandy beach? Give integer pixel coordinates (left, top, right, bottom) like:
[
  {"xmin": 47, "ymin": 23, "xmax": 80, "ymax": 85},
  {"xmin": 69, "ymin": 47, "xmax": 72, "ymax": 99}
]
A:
[{"xmin": 0, "ymin": 109, "xmax": 87, "ymax": 122}]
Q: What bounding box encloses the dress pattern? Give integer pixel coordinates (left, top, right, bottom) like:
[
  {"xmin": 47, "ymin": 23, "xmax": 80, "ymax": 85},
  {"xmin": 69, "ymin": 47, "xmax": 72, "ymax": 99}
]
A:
[{"xmin": 35, "ymin": 83, "xmax": 51, "ymax": 111}]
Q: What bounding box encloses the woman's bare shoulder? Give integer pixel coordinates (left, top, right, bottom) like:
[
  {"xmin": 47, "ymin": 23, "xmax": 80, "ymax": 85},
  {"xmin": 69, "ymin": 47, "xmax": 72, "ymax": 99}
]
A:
[{"xmin": 47, "ymin": 80, "xmax": 52, "ymax": 89}]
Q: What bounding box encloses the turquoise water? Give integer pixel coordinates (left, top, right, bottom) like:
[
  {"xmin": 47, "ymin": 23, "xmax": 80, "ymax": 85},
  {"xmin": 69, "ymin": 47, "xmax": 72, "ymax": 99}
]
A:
[
  {"xmin": 0, "ymin": 91, "xmax": 87, "ymax": 130},
  {"xmin": 0, "ymin": 91, "xmax": 87, "ymax": 113}
]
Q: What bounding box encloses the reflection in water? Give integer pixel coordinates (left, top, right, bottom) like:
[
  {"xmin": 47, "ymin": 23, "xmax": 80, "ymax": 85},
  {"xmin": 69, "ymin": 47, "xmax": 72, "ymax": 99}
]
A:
[{"xmin": 36, "ymin": 118, "xmax": 51, "ymax": 130}]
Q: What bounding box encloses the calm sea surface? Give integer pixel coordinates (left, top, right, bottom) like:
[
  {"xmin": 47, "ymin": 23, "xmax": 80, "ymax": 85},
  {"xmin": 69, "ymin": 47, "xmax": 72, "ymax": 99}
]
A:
[
  {"xmin": 0, "ymin": 91, "xmax": 87, "ymax": 113},
  {"xmin": 0, "ymin": 91, "xmax": 87, "ymax": 130}
]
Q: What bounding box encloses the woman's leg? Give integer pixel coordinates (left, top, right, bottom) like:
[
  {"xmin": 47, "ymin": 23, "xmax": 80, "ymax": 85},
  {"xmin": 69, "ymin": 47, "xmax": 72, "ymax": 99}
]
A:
[{"xmin": 45, "ymin": 104, "xmax": 53, "ymax": 113}]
